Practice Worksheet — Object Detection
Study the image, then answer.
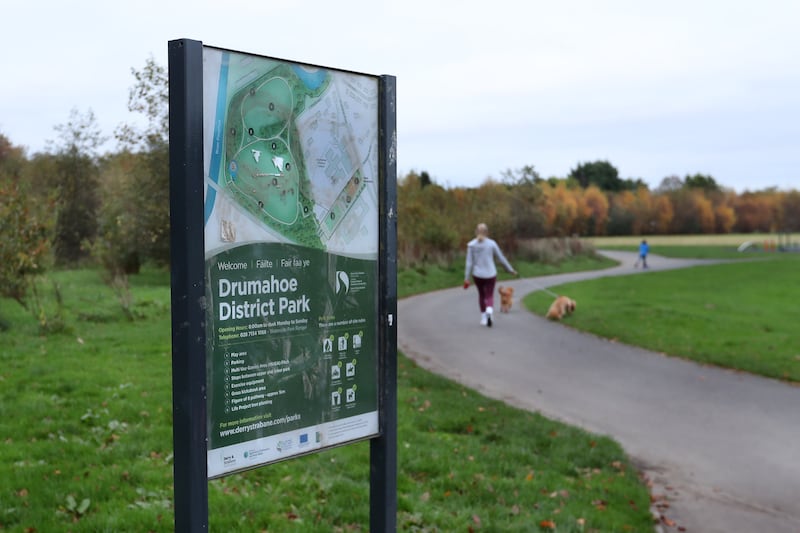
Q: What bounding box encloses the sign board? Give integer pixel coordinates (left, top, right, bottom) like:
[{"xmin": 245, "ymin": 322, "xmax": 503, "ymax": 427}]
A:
[
  {"xmin": 169, "ymin": 39, "xmax": 396, "ymax": 530},
  {"xmin": 201, "ymin": 47, "xmax": 382, "ymax": 477}
]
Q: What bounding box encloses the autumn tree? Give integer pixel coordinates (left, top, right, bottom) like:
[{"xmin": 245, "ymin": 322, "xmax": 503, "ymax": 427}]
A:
[
  {"xmin": 606, "ymin": 190, "xmax": 636, "ymax": 235},
  {"xmin": 669, "ymin": 189, "xmax": 715, "ymax": 234},
  {"xmin": 575, "ymin": 185, "xmax": 609, "ymax": 236},
  {"xmin": 540, "ymin": 181, "xmax": 580, "ymax": 236},
  {"xmin": 397, "ymin": 171, "xmax": 463, "ymax": 265},
  {"xmin": 656, "ymin": 175, "xmax": 683, "ymax": 193},
  {"xmin": 651, "ymin": 194, "xmax": 674, "ymax": 234},
  {"xmin": 733, "ymin": 192, "xmax": 775, "ymax": 233},
  {"xmin": 629, "ymin": 187, "xmax": 655, "ymax": 235},
  {"xmin": 0, "ymin": 134, "xmax": 53, "ymax": 321}
]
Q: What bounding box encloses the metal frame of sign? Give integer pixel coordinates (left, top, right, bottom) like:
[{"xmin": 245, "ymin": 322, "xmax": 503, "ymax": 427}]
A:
[{"xmin": 168, "ymin": 38, "xmax": 396, "ymax": 532}]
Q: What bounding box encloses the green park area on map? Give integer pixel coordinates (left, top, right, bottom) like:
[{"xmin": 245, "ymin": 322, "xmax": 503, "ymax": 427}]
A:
[{"xmin": 220, "ymin": 62, "xmax": 368, "ymax": 250}]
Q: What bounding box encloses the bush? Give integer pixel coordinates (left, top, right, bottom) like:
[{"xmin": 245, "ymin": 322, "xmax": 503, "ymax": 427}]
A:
[
  {"xmin": 515, "ymin": 237, "xmax": 597, "ymax": 264},
  {"xmin": 0, "ymin": 178, "xmax": 53, "ymax": 307}
]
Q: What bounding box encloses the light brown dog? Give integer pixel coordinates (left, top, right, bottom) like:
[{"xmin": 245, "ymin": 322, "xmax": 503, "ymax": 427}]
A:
[
  {"xmin": 546, "ymin": 295, "xmax": 576, "ymax": 321},
  {"xmin": 498, "ymin": 286, "xmax": 514, "ymax": 313}
]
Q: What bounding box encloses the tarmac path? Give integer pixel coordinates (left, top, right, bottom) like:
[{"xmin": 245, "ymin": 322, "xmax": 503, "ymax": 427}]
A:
[{"xmin": 397, "ymin": 251, "xmax": 800, "ymax": 532}]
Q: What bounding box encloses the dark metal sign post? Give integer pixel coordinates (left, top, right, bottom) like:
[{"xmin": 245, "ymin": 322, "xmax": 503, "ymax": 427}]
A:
[
  {"xmin": 168, "ymin": 38, "xmax": 209, "ymax": 532},
  {"xmin": 168, "ymin": 38, "xmax": 396, "ymax": 532},
  {"xmin": 371, "ymin": 74, "xmax": 398, "ymax": 533}
]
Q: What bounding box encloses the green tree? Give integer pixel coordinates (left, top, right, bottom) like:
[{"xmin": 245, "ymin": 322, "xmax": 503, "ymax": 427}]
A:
[
  {"xmin": 119, "ymin": 57, "xmax": 170, "ymax": 265},
  {"xmin": 501, "ymin": 166, "xmax": 546, "ymax": 238},
  {"xmin": 48, "ymin": 108, "xmax": 105, "ymax": 265},
  {"xmin": 419, "ymin": 170, "xmax": 433, "ymax": 188},
  {"xmin": 569, "ymin": 160, "xmax": 625, "ymax": 191},
  {"xmin": 778, "ymin": 190, "xmax": 800, "ymax": 232},
  {"xmin": 115, "ymin": 56, "xmax": 168, "ymax": 150},
  {"xmin": 95, "ymin": 57, "xmax": 171, "ymax": 272},
  {"xmin": 684, "ymin": 173, "xmax": 720, "ymax": 191},
  {"xmin": 0, "ymin": 132, "xmax": 26, "ymax": 177}
]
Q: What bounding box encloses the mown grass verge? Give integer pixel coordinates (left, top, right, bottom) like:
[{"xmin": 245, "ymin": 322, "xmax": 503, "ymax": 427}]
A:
[
  {"xmin": 524, "ymin": 253, "xmax": 800, "ymax": 382},
  {"xmin": 0, "ymin": 260, "xmax": 654, "ymax": 532}
]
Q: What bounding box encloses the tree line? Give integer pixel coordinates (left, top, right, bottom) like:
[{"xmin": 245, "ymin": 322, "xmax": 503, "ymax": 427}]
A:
[
  {"xmin": 1, "ymin": 58, "xmax": 798, "ymax": 319},
  {"xmin": 0, "ymin": 58, "xmax": 168, "ymax": 326},
  {"xmin": 399, "ymin": 166, "xmax": 799, "ymax": 266}
]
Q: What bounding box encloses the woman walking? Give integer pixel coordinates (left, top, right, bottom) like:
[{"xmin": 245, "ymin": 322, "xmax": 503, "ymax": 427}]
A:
[{"xmin": 464, "ymin": 223, "xmax": 517, "ymax": 327}]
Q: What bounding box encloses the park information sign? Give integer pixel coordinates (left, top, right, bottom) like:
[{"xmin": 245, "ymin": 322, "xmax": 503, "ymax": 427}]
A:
[
  {"xmin": 170, "ymin": 39, "xmax": 396, "ymax": 530},
  {"xmin": 201, "ymin": 47, "xmax": 382, "ymax": 477}
]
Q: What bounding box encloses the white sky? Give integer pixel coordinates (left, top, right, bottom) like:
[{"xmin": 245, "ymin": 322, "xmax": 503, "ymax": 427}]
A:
[{"xmin": 1, "ymin": 0, "xmax": 798, "ymax": 192}]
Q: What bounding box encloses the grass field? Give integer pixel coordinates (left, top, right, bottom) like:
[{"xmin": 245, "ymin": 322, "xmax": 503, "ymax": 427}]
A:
[
  {"xmin": 0, "ymin": 263, "xmax": 654, "ymax": 532},
  {"xmin": 524, "ymin": 250, "xmax": 800, "ymax": 382},
  {"xmin": 589, "ymin": 233, "xmax": 800, "ymax": 248}
]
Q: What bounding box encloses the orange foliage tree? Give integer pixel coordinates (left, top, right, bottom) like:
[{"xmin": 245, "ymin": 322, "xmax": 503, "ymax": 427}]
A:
[{"xmin": 396, "ymin": 166, "xmax": 797, "ymax": 264}]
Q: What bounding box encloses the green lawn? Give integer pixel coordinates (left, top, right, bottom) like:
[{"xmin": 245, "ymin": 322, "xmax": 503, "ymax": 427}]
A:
[
  {"xmin": 589, "ymin": 233, "xmax": 800, "ymax": 248},
  {"xmin": 0, "ymin": 263, "xmax": 654, "ymax": 532},
  {"xmin": 524, "ymin": 252, "xmax": 800, "ymax": 382}
]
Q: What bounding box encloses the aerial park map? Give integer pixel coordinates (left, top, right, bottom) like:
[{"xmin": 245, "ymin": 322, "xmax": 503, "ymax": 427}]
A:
[{"xmin": 201, "ymin": 48, "xmax": 380, "ymax": 477}]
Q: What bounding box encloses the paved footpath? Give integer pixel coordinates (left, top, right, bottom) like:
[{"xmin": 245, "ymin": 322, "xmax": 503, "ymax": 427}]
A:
[{"xmin": 398, "ymin": 251, "xmax": 800, "ymax": 532}]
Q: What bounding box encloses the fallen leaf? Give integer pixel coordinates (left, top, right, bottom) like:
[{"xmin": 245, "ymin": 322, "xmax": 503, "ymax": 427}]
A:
[
  {"xmin": 540, "ymin": 519, "xmax": 556, "ymax": 529},
  {"xmin": 592, "ymin": 499, "xmax": 607, "ymax": 511}
]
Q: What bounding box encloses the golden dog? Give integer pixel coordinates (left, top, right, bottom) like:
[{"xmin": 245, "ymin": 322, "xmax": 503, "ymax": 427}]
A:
[
  {"xmin": 498, "ymin": 286, "xmax": 514, "ymax": 313},
  {"xmin": 546, "ymin": 295, "xmax": 576, "ymax": 321}
]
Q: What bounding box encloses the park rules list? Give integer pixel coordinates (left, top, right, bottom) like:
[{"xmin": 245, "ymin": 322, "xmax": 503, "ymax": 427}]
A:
[{"xmin": 169, "ymin": 39, "xmax": 397, "ymax": 530}]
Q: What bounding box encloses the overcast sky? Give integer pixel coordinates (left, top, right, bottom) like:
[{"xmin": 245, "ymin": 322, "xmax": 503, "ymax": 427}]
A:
[{"xmin": 1, "ymin": 0, "xmax": 798, "ymax": 192}]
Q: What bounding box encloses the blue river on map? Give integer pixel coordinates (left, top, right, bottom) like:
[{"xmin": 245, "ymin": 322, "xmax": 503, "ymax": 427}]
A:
[{"xmin": 292, "ymin": 66, "xmax": 327, "ymax": 90}]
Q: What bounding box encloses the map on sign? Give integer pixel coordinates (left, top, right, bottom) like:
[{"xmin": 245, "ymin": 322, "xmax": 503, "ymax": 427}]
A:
[
  {"xmin": 203, "ymin": 50, "xmax": 379, "ymax": 256},
  {"xmin": 201, "ymin": 48, "xmax": 381, "ymax": 477}
]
